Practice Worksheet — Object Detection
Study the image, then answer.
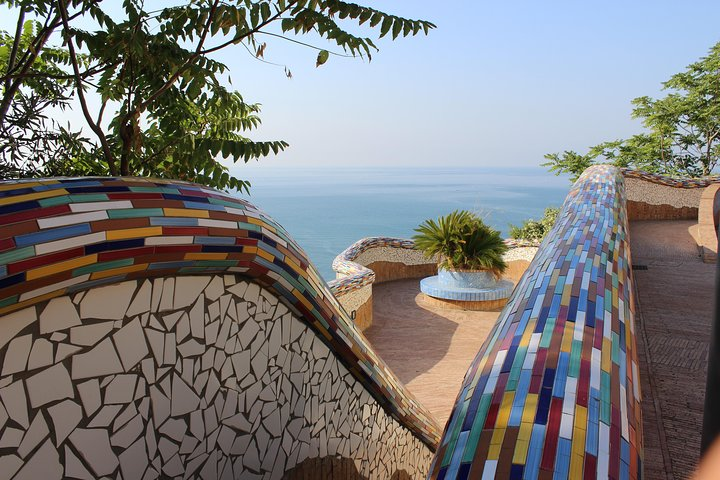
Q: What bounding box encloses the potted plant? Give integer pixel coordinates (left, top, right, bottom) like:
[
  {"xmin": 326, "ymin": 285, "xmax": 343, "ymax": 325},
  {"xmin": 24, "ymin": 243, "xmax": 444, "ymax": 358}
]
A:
[{"xmin": 413, "ymin": 210, "xmax": 508, "ymax": 289}]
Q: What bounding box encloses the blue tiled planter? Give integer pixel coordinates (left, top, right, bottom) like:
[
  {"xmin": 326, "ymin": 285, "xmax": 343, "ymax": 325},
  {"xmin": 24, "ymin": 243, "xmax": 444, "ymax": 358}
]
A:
[{"xmin": 437, "ymin": 269, "xmax": 497, "ymax": 289}]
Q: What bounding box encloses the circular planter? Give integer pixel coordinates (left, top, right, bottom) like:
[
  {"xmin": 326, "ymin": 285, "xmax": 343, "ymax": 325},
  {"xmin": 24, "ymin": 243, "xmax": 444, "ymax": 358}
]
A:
[{"xmin": 419, "ymin": 267, "xmax": 514, "ymax": 311}]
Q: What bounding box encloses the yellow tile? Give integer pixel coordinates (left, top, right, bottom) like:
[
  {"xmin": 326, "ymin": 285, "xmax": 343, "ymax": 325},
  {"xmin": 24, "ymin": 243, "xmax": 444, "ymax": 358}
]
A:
[
  {"xmin": 0, "ymin": 290, "xmax": 63, "ymax": 316},
  {"xmin": 602, "ymin": 338, "xmax": 612, "ymax": 372},
  {"xmin": 571, "ymin": 406, "xmax": 588, "ymax": 459},
  {"xmin": 292, "ymin": 289, "xmax": 314, "ymax": 311},
  {"xmin": 163, "ymin": 208, "xmax": 209, "ymax": 218},
  {"xmin": 185, "ymin": 253, "xmax": 227, "ymax": 261},
  {"xmin": 0, "ymin": 188, "xmax": 68, "ymax": 205},
  {"xmin": 561, "ymin": 323, "xmax": 574, "ymax": 352},
  {"xmin": 512, "ymin": 438, "xmax": 530, "ymax": 465},
  {"xmin": 91, "ymin": 263, "xmax": 147, "ymax": 280},
  {"xmin": 257, "ymin": 249, "xmax": 274, "ymax": 262},
  {"xmin": 27, "ymin": 254, "xmax": 98, "ymax": 281},
  {"xmin": 488, "ymin": 428, "xmax": 506, "ymax": 459},
  {"xmin": 569, "ymin": 453, "xmax": 584, "ymax": 480},
  {"xmin": 106, "ymin": 227, "xmax": 163, "ymax": 241},
  {"xmin": 246, "ymin": 217, "xmax": 264, "ymax": 226},
  {"xmin": 496, "ymin": 392, "xmax": 515, "ymax": 428},
  {"xmin": 285, "ymin": 257, "xmax": 307, "ymax": 278},
  {"xmin": 522, "ymin": 394, "xmax": 538, "ymax": 424},
  {"xmin": 0, "ymin": 181, "xmax": 42, "ymax": 192}
]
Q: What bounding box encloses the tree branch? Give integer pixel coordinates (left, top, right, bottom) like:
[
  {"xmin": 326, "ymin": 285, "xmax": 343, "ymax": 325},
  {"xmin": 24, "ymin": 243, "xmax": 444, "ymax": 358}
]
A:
[
  {"xmin": 5, "ymin": 6, "xmax": 26, "ymax": 92},
  {"xmin": 57, "ymin": 0, "xmax": 117, "ymax": 175}
]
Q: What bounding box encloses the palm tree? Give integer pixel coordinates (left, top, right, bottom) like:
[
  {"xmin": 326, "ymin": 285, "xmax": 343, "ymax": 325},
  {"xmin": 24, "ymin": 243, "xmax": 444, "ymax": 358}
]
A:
[{"xmin": 413, "ymin": 210, "xmax": 508, "ymax": 278}]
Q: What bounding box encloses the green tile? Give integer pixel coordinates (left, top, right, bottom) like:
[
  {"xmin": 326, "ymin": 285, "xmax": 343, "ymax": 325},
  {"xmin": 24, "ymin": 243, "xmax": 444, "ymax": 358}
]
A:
[
  {"xmin": 108, "ymin": 208, "xmax": 163, "ymax": 219},
  {"xmin": 73, "ymin": 258, "xmax": 134, "ymax": 276},
  {"xmin": 0, "ymin": 245, "xmax": 35, "ymax": 265}
]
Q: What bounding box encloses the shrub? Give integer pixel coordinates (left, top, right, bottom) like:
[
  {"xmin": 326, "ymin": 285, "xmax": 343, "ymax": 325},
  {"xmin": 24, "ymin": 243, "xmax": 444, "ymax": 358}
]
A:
[{"xmin": 509, "ymin": 207, "xmax": 560, "ymax": 242}]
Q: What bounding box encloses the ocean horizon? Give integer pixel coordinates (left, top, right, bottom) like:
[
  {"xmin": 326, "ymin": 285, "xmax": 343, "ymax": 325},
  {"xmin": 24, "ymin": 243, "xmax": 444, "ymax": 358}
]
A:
[{"xmin": 235, "ymin": 166, "xmax": 571, "ymax": 281}]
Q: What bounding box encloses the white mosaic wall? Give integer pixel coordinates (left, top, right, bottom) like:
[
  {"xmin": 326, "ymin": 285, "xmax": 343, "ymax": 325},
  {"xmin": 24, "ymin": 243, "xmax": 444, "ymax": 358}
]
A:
[
  {"xmin": 350, "ymin": 247, "xmax": 433, "ymax": 268},
  {"xmin": 0, "ymin": 275, "xmax": 433, "ymax": 479},
  {"xmin": 334, "ymin": 284, "xmax": 371, "ymax": 313},
  {"xmin": 625, "ymin": 177, "xmax": 703, "ymax": 209}
]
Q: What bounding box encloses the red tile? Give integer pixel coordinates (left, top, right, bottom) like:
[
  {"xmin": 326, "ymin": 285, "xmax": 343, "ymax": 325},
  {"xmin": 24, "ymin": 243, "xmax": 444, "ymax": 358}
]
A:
[
  {"xmin": 161, "ymin": 226, "xmax": 208, "ymax": 236},
  {"xmin": 0, "ymin": 204, "xmax": 70, "ymax": 226},
  {"xmin": 8, "ymin": 247, "xmax": 85, "ymax": 275},
  {"xmin": 98, "ymin": 246, "xmax": 155, "ymax": 262}
]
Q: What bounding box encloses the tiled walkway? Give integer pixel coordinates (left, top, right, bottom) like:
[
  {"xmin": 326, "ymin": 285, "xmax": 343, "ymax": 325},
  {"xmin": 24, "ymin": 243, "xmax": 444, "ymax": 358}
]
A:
[
  {"xmin": 631, "ymin": 221, "xmax": 715, "ymax": 480},
  {"xmin": 368, "ymin": 220, "xmax": 715, "ymax": 479},
  {"xmin": 364, "ymin": 280, "xmax": 502, "ymax": 428}
]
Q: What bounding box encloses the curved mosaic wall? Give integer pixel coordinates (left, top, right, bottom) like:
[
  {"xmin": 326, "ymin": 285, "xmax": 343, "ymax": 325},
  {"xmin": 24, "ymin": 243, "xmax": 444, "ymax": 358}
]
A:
[
  {"xmin": 0, "ymin": 275, "xmax": 433, "ymax": 479},
  {"xmin": 429, "ymin": 165, "xmax": 643, "ymax": 479},
  {"xmin": 620, "ymin": 168, "xmax": 720, "ymax": 220},
  {"xmin": 0, "ymin": 177, "xmax": 441, "ymax": 475}
]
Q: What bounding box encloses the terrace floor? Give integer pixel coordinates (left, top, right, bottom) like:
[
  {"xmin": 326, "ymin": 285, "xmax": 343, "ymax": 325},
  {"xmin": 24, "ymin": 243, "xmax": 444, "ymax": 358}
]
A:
[
  {"xmin": 368, "ymin": 220, "xmax": 715, "ymax": 479},
  {"xmin": 631, "ymin": 220, "xmax": 715, "ymax": 480}
]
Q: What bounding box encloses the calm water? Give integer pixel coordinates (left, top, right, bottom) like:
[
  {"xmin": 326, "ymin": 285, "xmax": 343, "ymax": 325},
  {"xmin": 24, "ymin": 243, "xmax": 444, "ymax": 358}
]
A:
[{"xmin": 236, "ymin": 167, "xmax": 571, "ymax": 281}]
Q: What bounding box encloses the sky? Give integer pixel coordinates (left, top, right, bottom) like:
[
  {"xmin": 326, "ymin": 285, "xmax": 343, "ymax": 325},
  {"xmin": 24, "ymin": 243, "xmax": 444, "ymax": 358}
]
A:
[
  {"xmin": 3, "ymin": 1, "xmax": 720, "ymax": 172},
  {"xmin": 217, "ymin": 0, "xmax": 720, "ymax": 172}
]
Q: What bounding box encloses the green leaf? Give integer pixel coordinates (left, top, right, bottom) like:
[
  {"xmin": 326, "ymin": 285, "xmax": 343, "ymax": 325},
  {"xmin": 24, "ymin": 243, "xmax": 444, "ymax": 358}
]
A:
[{"xmin": 316, "ymin": 49, "xmax": 329, "ymax": 67}]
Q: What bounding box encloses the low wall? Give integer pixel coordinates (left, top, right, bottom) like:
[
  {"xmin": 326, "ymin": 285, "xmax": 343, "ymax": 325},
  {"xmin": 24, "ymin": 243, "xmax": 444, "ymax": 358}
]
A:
[
  {"xmin": 698, "ymin": 184, "xmax": 720, "ymax": 263},
  {"xmin": 0, "ymin": 177, "xmax": 440, "ymax": 479},
  {"xmin": 429, "ymin": 166, "xmax": 643, "ymax": 479},
  {"xmin": 622, "ymin": 169, "xmax": 720, "ymax": 220},
  {"xmin": 329, "ymin": 238, "xmax": 538, "ymax": 331}
]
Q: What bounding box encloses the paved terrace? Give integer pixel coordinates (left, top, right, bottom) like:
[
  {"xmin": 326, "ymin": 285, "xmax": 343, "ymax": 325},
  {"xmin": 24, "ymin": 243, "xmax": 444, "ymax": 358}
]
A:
[{"xmin": 367, "ymin": 220, "xmax": 715, "ymax": 480}]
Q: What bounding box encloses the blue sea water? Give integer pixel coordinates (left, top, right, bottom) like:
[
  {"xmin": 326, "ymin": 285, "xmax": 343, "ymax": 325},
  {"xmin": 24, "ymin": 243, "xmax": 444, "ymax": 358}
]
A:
[{"xmin": 236, "ymin": 166, "xmax": 571, "ymax": 282}]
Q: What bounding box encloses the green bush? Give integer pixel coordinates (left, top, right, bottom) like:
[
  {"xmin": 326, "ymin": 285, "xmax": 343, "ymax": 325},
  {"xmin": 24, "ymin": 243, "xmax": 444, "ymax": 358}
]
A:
[
  {"xmin": 509, "ymin": 207, "xmax": 560, "ymax": 242},
  {"xmin": 413, "ymin": 210, "xmax": 508, "ymax": 276}
]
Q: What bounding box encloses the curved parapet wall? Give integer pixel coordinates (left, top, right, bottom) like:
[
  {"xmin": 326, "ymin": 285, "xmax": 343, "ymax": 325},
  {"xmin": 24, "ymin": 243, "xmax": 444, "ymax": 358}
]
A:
[
  {"xmin": 698, "ymin": 184, "xmax": 720, "ymax": 263},
  {"xmin": 621, "ymin": 168, "xmax": 720, "ymax": 220},
  {"xmin": 429, "ymin": 165, "xmax": 643, "ymax": 479},
  {"xmin": 329, "ymin": 237, "xmax": 538, "ymax": 329},
  {"xmin": 0, "ymin": 177, "xmax": 440, "ymax": 477}
]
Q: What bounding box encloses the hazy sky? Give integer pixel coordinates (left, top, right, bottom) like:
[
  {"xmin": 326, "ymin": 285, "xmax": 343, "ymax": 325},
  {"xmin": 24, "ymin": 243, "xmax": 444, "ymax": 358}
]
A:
[
  {"xmin": 4, "ymin": 1, "xmax": 720, "ymax": 172},
  {"xmin": 222, "ymin": 0, "xmax": 720, "ymax": 171}
]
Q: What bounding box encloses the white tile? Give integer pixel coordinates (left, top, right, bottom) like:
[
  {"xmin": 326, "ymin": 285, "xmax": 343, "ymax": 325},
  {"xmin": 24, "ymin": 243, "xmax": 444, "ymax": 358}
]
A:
[
  {"xmin": 0, "ymin": 454, "xmax": 22, "ymax": 480},
  {"xmin": 19, "ymin": 274, "xmax": 91, "ymax": 302},
  {"xmin": 68, "ymin": 428, "xmax": 119, "ymax": 476},
  {"xmin": 205, "ymin": 276, "xmax": 225, "ymax": 301},
  {"xmin": 64, "ymin": 445, "xmax": 94, "ymax": 480},
  {"xmin": 39, "ymin": 296, "xmax": 82, "ymax": 334},
  {"xmin": 47, "ymin": 399, "xmax": 82, "ymax": 444},
  {"xmin": 0, "ymin": 427, "xmax": 23, "ymax": 448},
  {"xmin": 171, "ymin": 374, "xmax": 200, "ymax": 416},
  {"xmin": 35, "ymin": 232, "xmax": 105, "ymax": 256},
  {"xmin": 111, "ymin": 414, "xmax": 144, "ymax": 448},
  {"xmin": 77, "ymin": 379, "xmax": 101, "ymax": 416},
  {"xmin": 174, "ymin": 277, "xmax": 210, "ymax": 310},
  {"xmin": 27, "ymin": 338, "xmax": 53, "ymax": 370},
  {"xmin": 1, "ymin": 334, "xmax": 32, "ymax": 376},
  {"xmin": 17, "ymin": 410, "xmax": 50, "ymax": 458},
  {"xmin": 12, "ymin": 439, "xmax": 62, "ymax": 480},
  {"xmin": 0, "ymin": 306, "xmax": 36, "ymax": 350},
  {"xmin": 71, "ymin": 338, "xmax": 124, "ymax": 380},
  {"xmin": 112, "ymin": 318, "xmax": 149, "ymax": 371},
  {"xmin": 119, "ymin": 436, "xmax": 148, "ymax": 479},
  {"xmin": 127, "ymin": 280, "xmax": 152, "ymax": 317},
  {"xmin": 104, "ymin": 374, "xmax": 137, "ymax": 404},
  {"xmin": 26, "ymin": 362, "xmax": 74, "ymax": 408},
  {"xmin": 70, "ymin": 200, "xmax": 133, "ymax": 212},
  {"xmin": 145, "ymin": 236, "xmax": 194, "ymax": 246},
  {"xmin": 70, "ymin": 322, "xmax": 114, "ymax": 346},
  {"xmin": 54, "ymin": 343, "xmax": 82, "ymax": 363},
  {"xmin": 37, "ymin": 210, "xmax": 108, "ymax": 229},
  {"xmin": 146, "ymin": 329, "xmax": 165, "ymax": 365},
  {"xmin": 80, "ymin": 281, "xmax": 136, "ymax": 320}
]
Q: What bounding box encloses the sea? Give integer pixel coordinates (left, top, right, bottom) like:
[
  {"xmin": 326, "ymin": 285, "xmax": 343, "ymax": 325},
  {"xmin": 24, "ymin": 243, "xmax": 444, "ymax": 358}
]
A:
[{"xmin": 235, "ymin": 166, "xmax": 571, "ymax": 282}]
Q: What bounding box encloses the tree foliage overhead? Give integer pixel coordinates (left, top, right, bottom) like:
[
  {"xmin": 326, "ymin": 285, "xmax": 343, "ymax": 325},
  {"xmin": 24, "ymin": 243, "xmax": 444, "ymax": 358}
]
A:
[
  {"xmin": 543, "ymin": 41, "xmax": 720, "ymax": 180},
  {"xmin": 0, "ymin": 0, "xmax": 435, "ymax": 190}
]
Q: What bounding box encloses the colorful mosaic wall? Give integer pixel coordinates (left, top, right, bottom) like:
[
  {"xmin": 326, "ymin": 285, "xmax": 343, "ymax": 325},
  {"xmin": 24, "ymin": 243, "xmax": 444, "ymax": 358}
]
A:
[
  {"xmin": 0, "ymin": 177, "xmax": 440, "ymax": 451},
  {"xmin": 429, "ymin": 165, "xmax": 643, "ymax": 479},
  {"xmin": 620, "ymin": 168, "xmax": 720, "ymax": 188}
]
